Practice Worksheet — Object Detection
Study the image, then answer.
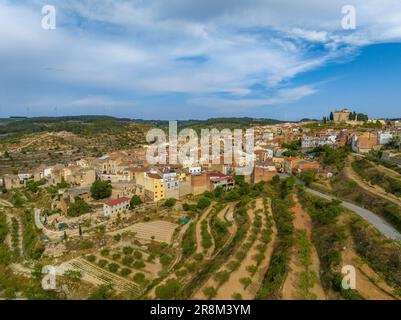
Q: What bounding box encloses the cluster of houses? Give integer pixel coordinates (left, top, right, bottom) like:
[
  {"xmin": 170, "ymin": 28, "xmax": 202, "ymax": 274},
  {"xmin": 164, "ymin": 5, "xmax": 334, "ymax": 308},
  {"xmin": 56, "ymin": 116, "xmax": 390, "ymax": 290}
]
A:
[{"xmin": 2, "ymin": 112, "xmax": 401, "ymax": 219}]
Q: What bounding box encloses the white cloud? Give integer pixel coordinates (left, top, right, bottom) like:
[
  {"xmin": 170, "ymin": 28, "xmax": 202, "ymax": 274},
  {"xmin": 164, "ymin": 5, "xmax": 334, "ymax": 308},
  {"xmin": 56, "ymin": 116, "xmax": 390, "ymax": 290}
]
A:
[
  {"xmin": 1, "ymin": 0, "xmax": 401, "ymax": 116},
  {"xmin": 189, "ymin": 85, "xmax": 317, "ymax": 109}
]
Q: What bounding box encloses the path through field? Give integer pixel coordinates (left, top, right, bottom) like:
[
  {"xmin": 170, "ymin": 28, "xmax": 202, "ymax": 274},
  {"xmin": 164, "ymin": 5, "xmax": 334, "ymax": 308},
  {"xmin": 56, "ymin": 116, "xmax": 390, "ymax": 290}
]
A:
[
  {"xmin": 340, "ymin": 218, "xmax": 397, "ymax": 300},
  {"xmin": 346, "ymin": 155, "xmax": 401, "ymax": 208},
  {"xmin": 215, "ymin": 198, "xmax": 277, "ymax": 299},
  {"xmin": 195, "ymin": 204, "xmax": 215, "ymax": 257},
  {"xmin": 282, "ymin": 195, "xmax": 326, "ymax": 300}
]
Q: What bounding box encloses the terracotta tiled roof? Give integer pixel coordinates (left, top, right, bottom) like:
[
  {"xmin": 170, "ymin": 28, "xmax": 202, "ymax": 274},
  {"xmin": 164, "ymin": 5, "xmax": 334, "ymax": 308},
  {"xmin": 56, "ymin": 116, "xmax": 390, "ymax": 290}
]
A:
[
  {"xmin": 105, "ymin": 197, "xmax": 129, "ymax": 207},
  {"xmin": 147, "ymin": 173, "xmax": 162, "ymax": 179}
]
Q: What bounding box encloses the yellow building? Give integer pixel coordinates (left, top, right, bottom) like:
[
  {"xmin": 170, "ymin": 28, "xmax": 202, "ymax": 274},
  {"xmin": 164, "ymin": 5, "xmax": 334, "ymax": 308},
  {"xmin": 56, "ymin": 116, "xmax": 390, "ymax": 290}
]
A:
[{"xmin": 141, "ymin": 172, "xmax": 165, "ymax": 202}]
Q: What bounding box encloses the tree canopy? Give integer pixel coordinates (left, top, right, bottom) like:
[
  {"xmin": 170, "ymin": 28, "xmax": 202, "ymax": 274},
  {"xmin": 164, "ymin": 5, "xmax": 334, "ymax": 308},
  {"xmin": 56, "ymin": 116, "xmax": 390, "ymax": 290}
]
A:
[{"xmin": 90, "ymin": 180, "xmax": 112, "ymax": 200}]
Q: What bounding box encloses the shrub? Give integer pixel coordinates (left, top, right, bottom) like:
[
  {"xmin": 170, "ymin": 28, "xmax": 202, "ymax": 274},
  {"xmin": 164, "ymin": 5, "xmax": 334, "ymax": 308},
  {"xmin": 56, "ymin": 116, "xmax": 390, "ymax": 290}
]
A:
[
  {"xmin": 112, "ymin": 253, "xmax": 121, "ymax": 261},
  {"xmin": 67, "ymin": 197, "xmax": 90, "ymax": 217},
  {"xmin": 196, "ymin": 197, "xmax": 211, "ymax": 210},
  {"xmin": 213, "ymin": 271, "xmax": 230, "ymax": 285},
  {"xmin": 122, "ymin": 255, "xmax": 134, "ymax": 267},
  {"xmin": 108, "ymin": 263, "xmax": 119, "ymax": 273},
  {"xmin": 133, "ymin": 250, "xmax": 142, "ymax": 259},
  {"xmin": 133, "ymin": 260, "xmax": 145, "ymax": 269},
  {"xmin": 182, "ymin": 223, "xmax": 196, "ymax": 257},
  {"xmin": 164, "ymin": 198, "xmax": 176, "ymax": 207},
  {"xmin": 133, "ymin": 272, "xmax": 146, "ymax": 284},
  {"xmin": 155, "ymin": 279, "xmax": 181, "ymax": 300},
  {"xmin": 160, "ymin": 254, "xmax": 172, "ymax": 266},
  {"xmin": 240, "ymin": 277, "xmax": 252, "ymax": 289},
  {"xmin": 123, "ymin": 246, "xmax": 133, "ymax": 255},
  {"xmin": 86, "ymin": 255, "xmax": 96, "ymax": 263},
  {"xmin": 203, "ymin": 286, "xmax": 217, "ymax": 300},
  {"xmin": 193, "ymin": 253, "xmax": 204, "ymax": 262},
  {"xmin": 120, "ymin": 268, "xmax": 132, "ymax": 277},
  {"xmin": 130, "ymin": 195, "xmax": 142, "ymax": 208},
  {"xmin": 98, "ymin": 259, "xmax": 108, "ymax": 268},
  {"xmin": 232, "ymin": 292, "xmax": 243, "ymax": 300},
  {"xmin": 90, "ymin": 180, "xmax": 112, "ymax": 200}
]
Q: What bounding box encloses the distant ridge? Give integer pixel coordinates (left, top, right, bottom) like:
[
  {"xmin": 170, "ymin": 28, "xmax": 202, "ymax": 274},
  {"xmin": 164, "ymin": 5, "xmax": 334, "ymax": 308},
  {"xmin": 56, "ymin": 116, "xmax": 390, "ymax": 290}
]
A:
[{"xmin": 0, "ymin": 115, "xmax": 285, "ymax": 137}]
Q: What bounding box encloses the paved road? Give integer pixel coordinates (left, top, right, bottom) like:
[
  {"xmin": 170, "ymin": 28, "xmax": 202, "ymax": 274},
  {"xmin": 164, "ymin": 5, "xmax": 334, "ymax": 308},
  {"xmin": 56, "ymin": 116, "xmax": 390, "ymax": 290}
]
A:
[
  {"xmin": 305, "ymin": 188, "xmax": 401, "ymax": 241},
  {"xmin": 278, "ymin": 173, "xmax": 401, "ymax": 241}
]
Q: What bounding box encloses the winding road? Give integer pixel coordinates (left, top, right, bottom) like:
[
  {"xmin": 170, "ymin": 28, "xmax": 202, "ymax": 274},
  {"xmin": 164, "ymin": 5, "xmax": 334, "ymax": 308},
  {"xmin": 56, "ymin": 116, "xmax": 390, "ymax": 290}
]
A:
[
  {"xmin": 305, "ymin": 187, "xmax": 401, "ymax": 241},
  {"xmin": 278, "ymin": 174, "xmax": 401, "ymax": 241}
]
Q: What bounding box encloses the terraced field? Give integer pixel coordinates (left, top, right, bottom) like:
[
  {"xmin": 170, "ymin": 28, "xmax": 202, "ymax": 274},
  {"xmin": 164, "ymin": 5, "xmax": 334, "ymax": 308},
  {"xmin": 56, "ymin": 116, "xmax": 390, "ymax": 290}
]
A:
[
  {"xmin": 60, "ymin": 258, "xmax": 141, "ymax": 296},
  {"xmin": 214, "ymin": 198, "xmax": 276, "ymax": 299},
  {"xmin": 282, "ymin": 195, "xmax": 325, "ymax": 300},
  {"xmin": 109, "ymin": 220, "xmax": 178, "ymax": 243}
]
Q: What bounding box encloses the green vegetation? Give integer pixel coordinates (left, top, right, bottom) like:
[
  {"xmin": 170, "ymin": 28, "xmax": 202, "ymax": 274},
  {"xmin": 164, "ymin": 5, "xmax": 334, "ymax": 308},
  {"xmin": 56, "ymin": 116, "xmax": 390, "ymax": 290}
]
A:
[
  {"xmin": 25, "ymin": 179, "xmax": 46, "ymax": 193},
  {"xmin": 181, "ymin": 198, "xmax": 250, "ymax": 298},
  {"xmin": 98, "ymin": 259, "xmax": 108, "ymax": 268},
  {"xmin": 0, "ymin": 116, "xmax": 133, "ymax": 136},
  {"xmin": 181, "ymin": 222, "xmax": 197, "ymax": 257},
  {"xmin": 352, "ymin": 158, "xmax": 401, "ymax": 197},
  {"xmin": 349, "ymin": 216, "xmax": 401, "ymax": 290},
  {"xmin": 108, "ymin": 263, "xmax": 119, "ymax": 273},
  {"xmin": 133, "ymin": 260, "xmax": 145, "ymax": 269},
  {"xmin": 297, "ymin": 188, "xmax": 364, "ymax": 300},
  {"xmin": 332, "ymin": 171, "xmax": 401, "ymax": 232},
  {"xmin": 130, "ymin": 195, "xmax": 142, "ymax": 208},
  {"xmin": 21, "ymin": 209, "xmax": 44, "ymax": 260},
  {"xmin": 299, "ymin": 170, "xmax": 316, "ymax": 187},
  {"xmin": 122, "ymin": 255, "xmax": 133, "ymax": 267},
  {"xmin": 0, "ymin": 214, "xmax": 8, "ymax": 244},
  {"xmin": 122, "ymin": 246, "xmax": 133, "ymax": 255},
  {"xmin": 296, "ymin": 229, "xmax": 317, "ymax": 300},
  {"xmin": 240, "ymin": 277, "xmax": 252, "ymax": 289},
  {"xmin": 312, "ymin": 145, "xmax": 350, "ymax": 171},
  {"xmin": 133, "ymin": 250, "xmax": 142, "ymax": 260},
  {"xmin": 120, "ymin": 268, "xmax": 132, "ymax": 277},
  {"xmin": 196, "ymin": 197, "xmax": 211, "ymax": 210},
  {"xmin": 133, "ymin": 272, "xmax": 146, "ymax": 285},
  {"xmin": 10, "ymin": 218, "xmax": 20, "ymax": 259},
  {"xmin": 63, "ymin": 270, "xmax": 82, "ymax": 282},
  {"xmin": 282, "ymin": 139, "xmax": 302, "ymax": 157},
  {"xmin": 200, "ymin": 220, "xmax": 212, "ymax": 249},
  {"xmin": 164, "ymin": 198, "xmax": 176, "ymax": 208},
  {"xmin": 210, "ymin": 212, "xmax": 229, "ymax": 250},
  {"xmin": 67, "ymin": 197, "xmax": 90, "ymax": 217},
  {"xmin": 90, "ymin": 180, "xmax": 112, "ymax": 200},
  {"xmin": 0, "ymin": 214, "xmax": 11, "ymax": 264},
  {"xmin": 203, "ymin": 286, "xmax": 217, "ymax": 299},
  {"xmin": 256, "ymin": 196, "xmax": 294, "ymax": 299},
  {"xmin": 365, "ymin": 154, "xmax": 401, "ymax": 175},
  {"xmin": 155, "ymin": 279, "xmax": 182, "ymax": 300},
  {"xmin": 159, "ymin": 254, "xmax": 172, "ymax": 267},
  {"xmin": 86, "ymin": 254, "xmax": 96, "ymax": 263},
  {"xmin": 348, "ymin": 111, "xmax": 369, "ymax": 122},
  {"xmin": 88, "ymin": 284, "xmax": 116, "ymax": 300}
]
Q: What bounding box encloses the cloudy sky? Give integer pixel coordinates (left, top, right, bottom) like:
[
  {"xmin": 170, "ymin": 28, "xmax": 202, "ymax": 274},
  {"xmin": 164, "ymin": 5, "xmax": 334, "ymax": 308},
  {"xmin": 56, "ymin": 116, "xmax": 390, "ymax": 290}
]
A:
[{"xmin": 1, "ymin": 0, "xmax": 401, "ymax": 120}]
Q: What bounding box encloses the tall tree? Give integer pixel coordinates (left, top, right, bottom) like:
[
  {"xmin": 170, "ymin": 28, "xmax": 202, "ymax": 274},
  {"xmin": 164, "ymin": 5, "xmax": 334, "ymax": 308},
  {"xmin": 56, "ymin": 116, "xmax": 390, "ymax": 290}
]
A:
[{"xmin": 90, "ymin": 180, "xmax": 112, "ymax": 200}]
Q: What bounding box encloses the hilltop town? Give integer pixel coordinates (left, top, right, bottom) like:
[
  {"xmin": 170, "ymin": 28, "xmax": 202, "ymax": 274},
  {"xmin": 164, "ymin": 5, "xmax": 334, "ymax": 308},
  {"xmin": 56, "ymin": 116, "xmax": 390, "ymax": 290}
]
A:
[{"xmin": 0, "ymin": 110, "xmax": 401, "ymax": 300}]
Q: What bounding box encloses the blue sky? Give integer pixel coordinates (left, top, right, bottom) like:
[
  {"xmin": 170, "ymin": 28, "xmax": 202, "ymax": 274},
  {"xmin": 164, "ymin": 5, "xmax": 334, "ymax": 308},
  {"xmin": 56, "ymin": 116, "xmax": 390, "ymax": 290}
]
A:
[{"xmin": 0, "ymin": 0, "xmax": 401, "ymax": 120}]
